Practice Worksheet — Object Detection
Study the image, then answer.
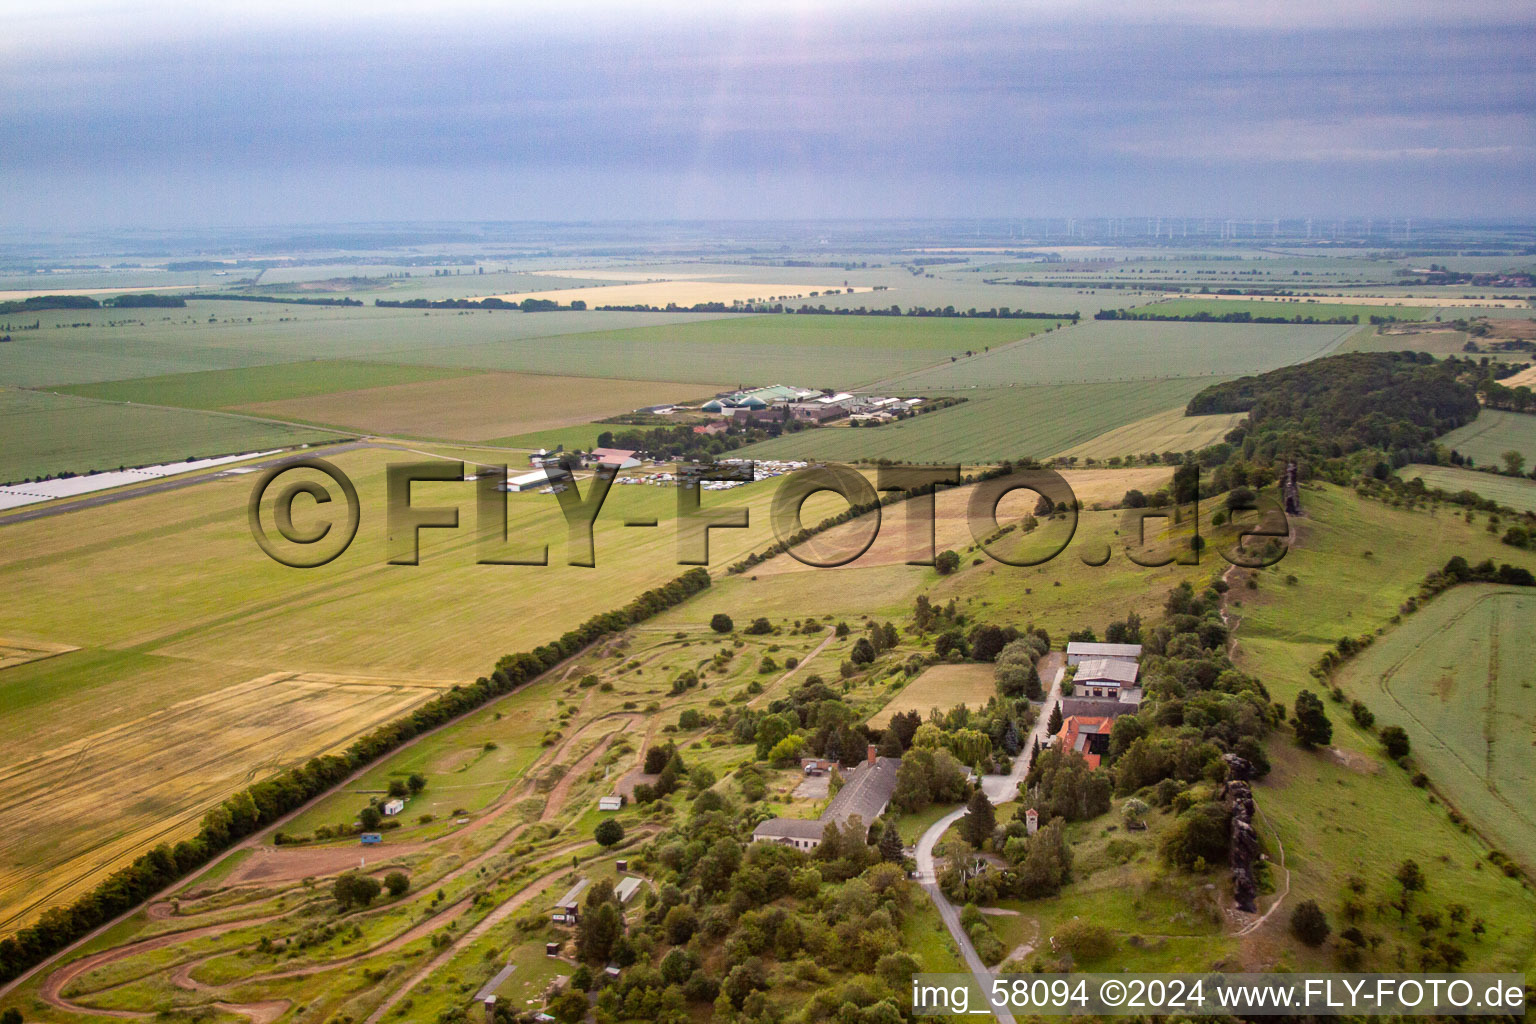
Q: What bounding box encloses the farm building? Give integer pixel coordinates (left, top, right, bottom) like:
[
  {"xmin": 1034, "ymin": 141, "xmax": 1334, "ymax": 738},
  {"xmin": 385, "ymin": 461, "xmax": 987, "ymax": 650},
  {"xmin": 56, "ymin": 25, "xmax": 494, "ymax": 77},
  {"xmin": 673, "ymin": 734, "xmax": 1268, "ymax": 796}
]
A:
[
  {"xmin": 382, "ymin": 798, "xmax": 405, "ymax": 816},
  {"xmin": 692, "ymin": 421, "xmax": 728, "ymax": 435},
  {"xmin": 702, "ymin": 384, "xmax": 820, "ymax": 413},
  {"xmin": 551, "ymin": 878, "xmax": 589, "ymax": 923},
  {"xmin": 586, "ymin": 447, "xmax": 640, "ymax": 470},
  {"xmin": 1055, "ymin": 715, "xmax": 1116, "ymax": 769},
  {"xmin": 754, "ymin": 746, "xmax": 900, "ymax": 850},
  {"xmin": 1065, "ymin": 641, "xmax": 1142, "ymax": 665},
  {"xmin": 1073, "ymin": 657, "xmax": 1141, "ymax": 702},
  {"xmin": 614, "ymin": 876, "xmax": 643, "ymax": 903},
  {"xmin": 800, "ymin": 756, "xmax": 837, "ymax": 775},
  {"xmin": 503, "ymin": 468, "xmax": 553, "ymax": 492},
  {"xmin": 1061, "ymin": 696, "xmax": 1140, "ymax": 719},
  {"xmin": 787, "ymin": 401, "xmax": 846, "ymax": 423},
  {"xmin": 598, "ymin": 795, "xmax": 623, "ymax": 811}
]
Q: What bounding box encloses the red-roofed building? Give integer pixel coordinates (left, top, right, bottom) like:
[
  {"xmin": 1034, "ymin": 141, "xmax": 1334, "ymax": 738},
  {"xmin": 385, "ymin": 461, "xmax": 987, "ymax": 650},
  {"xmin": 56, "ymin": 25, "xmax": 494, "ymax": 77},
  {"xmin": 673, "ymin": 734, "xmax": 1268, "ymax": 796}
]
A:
[{"xmin": 1056, "ymin": 715, "xmax": 1116, "ymax": 769}]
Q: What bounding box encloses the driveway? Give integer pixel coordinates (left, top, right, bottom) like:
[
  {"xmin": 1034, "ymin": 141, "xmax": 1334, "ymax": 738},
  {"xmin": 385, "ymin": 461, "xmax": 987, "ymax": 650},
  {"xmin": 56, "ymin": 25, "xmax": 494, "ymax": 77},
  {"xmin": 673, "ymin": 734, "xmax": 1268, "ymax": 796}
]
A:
[
  {"xmin": 914, "ymin": 806, "xmax": 1017, "ymax": 1024},
  {"xmin": 980, "ymin": 651, "xmax": 1064, "ymax": 803}
]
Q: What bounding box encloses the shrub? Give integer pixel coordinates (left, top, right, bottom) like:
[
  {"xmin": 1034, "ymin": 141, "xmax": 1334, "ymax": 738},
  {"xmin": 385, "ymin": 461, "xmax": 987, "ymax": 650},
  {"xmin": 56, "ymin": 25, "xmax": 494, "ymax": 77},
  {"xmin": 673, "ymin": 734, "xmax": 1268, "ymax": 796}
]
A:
[
  {"xmin": 384, "ymin": 871, "xmax": 410, "ymax": 897},
  {"xmin": 934, "ymin": 550, "xmax": 961, "ymax": 575},
  {"xmin": 1380, "ymin": 725, "xmax": 1411, "ymax": 759},
  {"xmin": 710, "ymin": 613, "xmax": 734, "ymax": 633},
  {"xmin": 1054, "ymin": 919, "xmax": 1116, "ymax": 960},
  {"xmin": 1291, "ymin": 899, "xmax": 1331, "ymax": 946},
  {"xmin": 594, "ymin": 818, "xmax": 625, "ymax": 848}
]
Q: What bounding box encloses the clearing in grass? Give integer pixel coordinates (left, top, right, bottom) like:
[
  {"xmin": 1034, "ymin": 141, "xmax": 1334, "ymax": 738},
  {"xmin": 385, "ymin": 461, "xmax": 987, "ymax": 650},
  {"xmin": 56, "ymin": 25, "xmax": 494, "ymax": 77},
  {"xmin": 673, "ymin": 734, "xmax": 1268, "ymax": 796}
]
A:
[{"xmin": 867, "ymin": 663, "xmax": 998, "ymax": 728}]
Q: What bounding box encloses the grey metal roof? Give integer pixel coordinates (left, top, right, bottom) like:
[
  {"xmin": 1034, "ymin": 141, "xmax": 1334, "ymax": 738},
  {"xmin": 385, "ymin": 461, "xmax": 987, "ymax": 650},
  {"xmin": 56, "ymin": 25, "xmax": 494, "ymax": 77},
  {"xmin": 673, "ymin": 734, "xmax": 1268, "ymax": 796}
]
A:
[
  {"xmin": 476, "ymin": 964, "xmax": 517, "ymax": 1001},
  {"xmin": 1066, "ymin": 642, "xmax": 1143, "ymax": 659},
  {"xmin": 753, "ymin": 817, "xmax": 827, "ymax": 840},
  {"xmin": 554, "ymin": 877, "xmax": 590, "ymax": 908},
  {"xmin": 1061, "ymin": 697, "xmax": 1140, "ymax": 719},
  {"xmin": 824, "ymin": 756, "xmax": 901, "ymax": 828},
  {"xmin": 1075, "ymin": 658, "xmax": 1140, "ymax": 684}
]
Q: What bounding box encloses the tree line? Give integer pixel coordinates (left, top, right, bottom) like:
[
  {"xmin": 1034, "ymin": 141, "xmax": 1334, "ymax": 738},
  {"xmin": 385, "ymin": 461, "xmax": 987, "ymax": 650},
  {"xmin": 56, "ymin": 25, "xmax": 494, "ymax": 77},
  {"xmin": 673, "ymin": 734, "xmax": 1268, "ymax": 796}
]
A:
[
  {"xmin": 595, "ymin": 301, "xmax": 1079, "ymax": 321},
  {"xmin": 373, "ymin": 297, "xmax": 585, "ymax": 311},
  {"xmin": 1095, "ymin": 307, "xmax": 1361, "ymax": 325}
]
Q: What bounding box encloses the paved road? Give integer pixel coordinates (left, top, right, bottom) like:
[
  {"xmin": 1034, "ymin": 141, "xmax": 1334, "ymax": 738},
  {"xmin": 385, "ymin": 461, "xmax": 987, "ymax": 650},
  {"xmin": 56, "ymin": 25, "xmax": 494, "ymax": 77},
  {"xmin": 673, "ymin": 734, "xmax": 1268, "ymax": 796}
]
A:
[
  {"xmin": 980, "ymin": 652, "xmax": 1064, "ymax": 802},
  {"xmin": 0, "ymin": 442, "xmax": 372, "ymax": 526},
  {"xmin": 914, "ymin": 805, "xmax": 1017, "ymax": 1024},
  {"xmin": 912, "ymin": 651, "xmax": 1064, "ymax": 1024}
]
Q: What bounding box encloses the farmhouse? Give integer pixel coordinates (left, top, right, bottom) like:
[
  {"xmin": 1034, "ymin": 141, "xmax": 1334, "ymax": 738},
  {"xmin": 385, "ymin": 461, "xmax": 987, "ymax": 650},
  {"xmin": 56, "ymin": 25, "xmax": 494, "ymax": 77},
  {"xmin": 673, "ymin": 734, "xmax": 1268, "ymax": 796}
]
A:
[
  {"xmin": 1055, "ymin": 714, "xmax": 1116, "ymax": 769},
  {"xmin": 753, "ymin": 746, "xmax": 900, "ymax": 850},
  {"xmin": 692, "ymin": 421, "xmax": 728, "ymax": 435},
  {"xmin": 1065, "ymin": 641, "xmax": 1142, "ymax": 665},
  {"xmin": 382, "ymin": 798, "xmax": 405, "ymax": 816}
]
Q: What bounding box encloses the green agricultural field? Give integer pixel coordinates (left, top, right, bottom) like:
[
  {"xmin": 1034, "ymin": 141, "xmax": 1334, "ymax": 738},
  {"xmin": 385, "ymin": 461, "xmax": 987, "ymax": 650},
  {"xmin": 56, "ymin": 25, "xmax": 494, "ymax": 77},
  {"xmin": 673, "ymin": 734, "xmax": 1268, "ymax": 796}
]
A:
[
  {"xmin": 387, "ymin": 313, "xmax": 1058, "ymax": 389},
  {"xmin": 1403, "ymin": 464, "xmax": 1536, "ymax": 513},
  {"xmin": 56, "ymin": 360, "xmax": 475, "ymax": 409},
  {"xmin": 870, "ymin": 319, "xmax": 1359, "ymax": 390},
  {"xmin": 740, "ymin": 377, "xmax": 1215, "ymax": 462},
  {"xmin": 0, "ymin": 301, "xmax": 747, "ymax": 387},
  {"xmin": 0, "ymin": 387, "xmax": 346, "ymax": 482},
  {"xmin": 1337, "ymin": 585, "xmax": 1536, "ymax": 877},
  {"xmin": 1056, "ymin": 405, "xmax": 1245, "ymax": 460},
  {"xmin": 1436, "ymin": 408, "xmax": 1536, "ymax": 469}
]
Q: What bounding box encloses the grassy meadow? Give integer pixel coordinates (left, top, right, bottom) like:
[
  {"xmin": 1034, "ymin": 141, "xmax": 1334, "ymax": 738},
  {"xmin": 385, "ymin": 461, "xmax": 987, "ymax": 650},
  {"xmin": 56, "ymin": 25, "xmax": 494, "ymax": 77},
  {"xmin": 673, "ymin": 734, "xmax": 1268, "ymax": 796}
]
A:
[
  {"xmin": 1436, "ymin": 408, "xmax": 1536, "ymax": 468},
  {"xmin": 1336, "ymin": 586, "xmax": 1536, "ymax": 876},
  {"xmin": 0, "ymin": 387, "xmax": 346, "ymax": 483},
  {"xmin": 1403, "ymin": 464, "xmax": 1536, "ymax": 513}
]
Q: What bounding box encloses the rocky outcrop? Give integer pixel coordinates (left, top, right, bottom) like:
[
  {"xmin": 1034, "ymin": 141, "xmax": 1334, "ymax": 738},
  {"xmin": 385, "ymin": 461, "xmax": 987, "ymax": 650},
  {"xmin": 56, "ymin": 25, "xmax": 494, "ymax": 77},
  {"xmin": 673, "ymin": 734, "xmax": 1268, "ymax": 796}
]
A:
[{"xmin": 1223, "ymin": 777, "xmax": 1260, "ymax": 913}]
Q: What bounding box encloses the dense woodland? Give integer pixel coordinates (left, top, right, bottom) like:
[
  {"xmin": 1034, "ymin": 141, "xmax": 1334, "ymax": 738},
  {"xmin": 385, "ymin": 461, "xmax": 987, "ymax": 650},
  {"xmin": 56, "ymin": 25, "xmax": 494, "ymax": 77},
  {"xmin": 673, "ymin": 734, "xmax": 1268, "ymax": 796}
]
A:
[{"xmin": 1187, "ymin": 351, "xmax": 1483, "ymax": 472}]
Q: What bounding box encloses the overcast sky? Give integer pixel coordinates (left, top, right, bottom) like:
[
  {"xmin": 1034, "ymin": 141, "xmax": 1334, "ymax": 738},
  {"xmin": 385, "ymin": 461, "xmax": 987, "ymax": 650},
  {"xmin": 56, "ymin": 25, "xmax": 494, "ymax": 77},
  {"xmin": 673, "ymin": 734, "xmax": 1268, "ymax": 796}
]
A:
[{"xmin": 1, "ymin": 0, "xmax": 1532, "ymax": 228}]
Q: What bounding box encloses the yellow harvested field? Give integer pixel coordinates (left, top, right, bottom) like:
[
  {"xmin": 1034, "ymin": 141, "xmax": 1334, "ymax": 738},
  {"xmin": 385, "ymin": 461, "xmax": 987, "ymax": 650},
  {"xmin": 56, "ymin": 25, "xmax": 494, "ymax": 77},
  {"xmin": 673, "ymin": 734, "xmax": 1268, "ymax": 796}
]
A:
[
  {"xmin": 238, "ymin": 371, "xmax": 724, "ymax": 441},
  {"xmin": 755, "ymin": 469, "xmax": 1172, "ymax": 576},
  {"xmin": 1055, "ymin": 407, "xmax": 1245, "ymax": 461},
  {"xmin": 470, "ymin": 280, "xmax": 874, "ymax": 308},
  {"xmin": 1502, "ymin": 365, "xmax": 1536, "ymax": 389},
  {"xmin": 1166, "ymin": 292, "xmax": 1532, "ymax": 309},
  {"xmin": 0, "ymin": 637, "xmax": 78, "ymax": 670},
  {"xmin": 0, "ymin": 671, "xmax": 440, "ymax": 931},
  {"xmin": 868, "ymin": 663, "xmax": 998, "ymax": 728}
]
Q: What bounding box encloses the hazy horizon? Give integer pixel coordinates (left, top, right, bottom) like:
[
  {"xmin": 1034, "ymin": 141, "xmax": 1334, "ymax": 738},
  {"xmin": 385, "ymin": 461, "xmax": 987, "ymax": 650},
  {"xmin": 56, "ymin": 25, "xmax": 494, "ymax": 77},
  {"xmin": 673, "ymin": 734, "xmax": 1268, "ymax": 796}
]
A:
[{"xmin": 2, "ymin": 0, "xmax": 1533, "ymax": 229}]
